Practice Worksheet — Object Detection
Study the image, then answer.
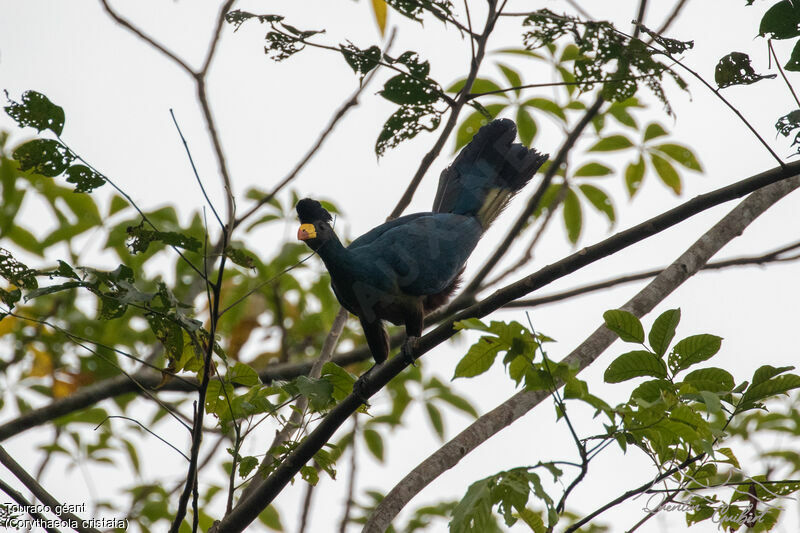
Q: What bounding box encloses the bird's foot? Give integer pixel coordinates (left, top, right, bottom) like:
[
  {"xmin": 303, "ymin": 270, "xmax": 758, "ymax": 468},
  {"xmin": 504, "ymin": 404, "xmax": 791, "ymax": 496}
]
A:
[
  {"xmin": 401, "ymin": 336, "xmax": 420, "ymax": 367},
  {"xmin": 353, "ymin": 365, "xmax": 378, "ymax": 406}
]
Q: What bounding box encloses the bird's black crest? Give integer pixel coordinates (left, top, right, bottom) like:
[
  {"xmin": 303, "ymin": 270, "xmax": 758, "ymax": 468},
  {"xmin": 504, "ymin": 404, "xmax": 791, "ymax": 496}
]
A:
[{"xmin": 296, "ymin": 198, "xmax": 332, "ymax": 224}]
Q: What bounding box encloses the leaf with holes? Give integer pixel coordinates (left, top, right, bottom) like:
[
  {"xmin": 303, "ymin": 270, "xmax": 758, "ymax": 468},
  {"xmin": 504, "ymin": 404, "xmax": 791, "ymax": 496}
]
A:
[
  {"xmin": 668, "ymin": 334, "xmax": 722, "ymax": 374},
  {"xmin": 759, "ymin": 0, "xmax": 800, "ymax": 39},
  {"xmin": 376, "ymin": 104, "xmax": 441, "ymax": 156},
  {"xmin": 340, "ymin": 43, "xmax": 381, "ymax": 79},
  {"xmin": 13, "ymin": 139, "xmax": 74, "ymax": 177},
  {"xmin": 65, "ymin": 164, "xmax": 105, "ymax": 193},
  {"xmin": 4, "ymin": 90, "xmax": 65, "ymax": 135},
  {"xmin": 714, "ymin": 52, "xmax": 776, "ymax": 89}
]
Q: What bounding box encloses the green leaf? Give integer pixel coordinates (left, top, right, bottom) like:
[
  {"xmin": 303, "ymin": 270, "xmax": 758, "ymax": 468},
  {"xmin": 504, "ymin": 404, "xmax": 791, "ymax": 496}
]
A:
[
  {"xmin": 24, "ymin": 280, "xmax": 85, "ymax": 301},
  {"xmin": 321, "ymin": 362, "xmax": 356, "ymax": 402},
  {"xmin": 699, "ymin": 390, "xmax": 722, "ymax": 414},
  {"xmin": 0, "ymin": 248, "xmax": 39, "ymax": 289},
  {"xmin": 363, "ymin": 428, "xmax": 384, "ymax": 461},
  {"xmin": 340, "ymin": 43, "xmax": 381, "ymax": 79},
  {"xmin": 650, "ymin": 152, "xmax": 681, "ymax": 194},
  {"xmin": 435, "ymin": 389, "xmax": 478, "ymax": 418},
  {"xmin": 578, "ymin": 184, "xmax": 615, "ymax": 224},
  {"xmin": 454, "ymin": 104, "xmax": 506, "ymax": 151},
  {"xmin": 425, "ymin": 402, "xmax": 444, "ymax": 439},
  {"xmin": 742, "ymin": 374, "xmax": 800, "ymax": 408},
  {"xmin": 588, "ymin": 134, "xmax": 634, "ymax": 152},
  {"xmin": 126, "ymin": 226, "xmax": 202, "ymax": 254},
  {"xmin": 238, "ymin": 456, "xmax": 259, "ymax": 478},
  {"xmin": 65, "ymin": 164, "xmax": 105, "ymax": 193},
  {"xmin": 258, "ymin": 505, "xmax": 284, "ymax": 531},
  {"xmin": 759, "ymin": 0, "xmax": 800, "ymax": 39},
  {"xmin": 648, "ymin": 308, "xmax": 681, "ymax": 356},
  {"xmin": 574, "ymin": 162, "xmax": 613, "ymax": 177},
  {"xmin": 786, "ymin": 40, "xmax": 800, "ymax": 71},
  {"xmin": 4, "ymin": 91, "xmax": 65, "ymax": 135},
  {"xmin": 562, "ymin": 187, "xmax": 582, "ymax": 244},
  {"xmin": 108, "ymin": 194, "xmax": 129, "ymax": 216},
  {"xmin": 604, "ymin": 350, "xmax": 667, "ymax": 383},
  {"xmin": 668, "ymin": 334, "xmax": 723, "ymax": 374},
  {"xmin": 447, "ymin": 77, "xmax": 503, "ymax": 95},
  {"xmin": 13, "ymin": 139, "xmax": 74, "ymax": 177},
  {"xmin": 453, "ymin": 336, "xmax": 505, "ymax": 378},
  {"xmin": 515, "ymin": 106, "xmax": 537, "ymax": 146},
  {"xmin": 451, "ymin": 478, "xmax": 495, "ymax": 533},
  {"xmin": 224, "ymin": 246, "xmax": 256, "ymax": 269},
  {"xmin": 603, "ymin": 309, "xmax": 645, "ymax": 343},
  {"xmin": 625, "ymin": 156, "xmax": 645, "ymax": 197},
  {"xmin": 682, "ymin": 367, "xmax": 735, "ymax": 393},
  {"xmin": 643, "ymin": 122, "xmax": 668, "ymax": 141},
  {"xmin": 5, "ymin": 226, "xmax": 44, "ymax": 256},
  {"xmin": 653, "ymin": 143, "xmax": 702, "ymax": 172},
  {"xmin": 497, "ymin": 63, "xmax": 522, "ymax": 95},
  {"xmin": 752, "ymin": 364, "xmax": 795, "ymax": 386},
  {"xmin": 714, "ymin": 52, "xmax": 776, "ymax": 88},
  {"xmin": 608, "ymin": 102, "xmax": 637, "ymax": 128},
  {"xmin": 630, "ymin": 379, "xmax": 673, "ymax": 403},
  {"xmin": 523, "ymin": 97, "xmax": 566, "ymax": 121},
  {"xmin": 229, "ymin": 362, "xmax": 260, "ymax": 387},
  {"xmin": 376, "ymin": 104, "xmax": 441, "ymax": 156},
  {"xmin": 285, "ymin": 376, "xmax": 333, "ymax": 411}
]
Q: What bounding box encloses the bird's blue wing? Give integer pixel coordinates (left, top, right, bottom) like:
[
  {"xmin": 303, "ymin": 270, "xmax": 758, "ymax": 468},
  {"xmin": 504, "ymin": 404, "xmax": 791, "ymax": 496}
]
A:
[{"xmin": 349, "ymin": 213, "xmax": 482, "ymax": 295}]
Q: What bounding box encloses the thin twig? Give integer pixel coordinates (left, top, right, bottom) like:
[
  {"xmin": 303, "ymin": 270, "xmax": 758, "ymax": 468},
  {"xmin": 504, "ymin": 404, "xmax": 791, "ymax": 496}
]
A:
[
  {"xmin": 769, "ymin": 39, "xmax": 800, "ymax": 108},
  {"xmin": 465, "ymin": 74, "xmax": 659, "ymax": 99},
  {"xmin": 96, "ymin": 415, "xmax": 189, "ymax": 460},
  {"xmin": 338, "ymin": 417, "xmax": 359, "ymax": 533},
  {"xmin": 170, "ymin": 109, "xmax": 225, "ymax": 229},
  {"xmin": 98, "ymin": 0, "xmax": 194, "ymax": 75}
]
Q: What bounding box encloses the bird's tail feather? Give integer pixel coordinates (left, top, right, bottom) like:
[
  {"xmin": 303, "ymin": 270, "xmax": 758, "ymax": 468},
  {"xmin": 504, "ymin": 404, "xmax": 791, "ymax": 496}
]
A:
[{"xmin": 432, "ymin": 119, "xmax": 548, "ymax": 229}]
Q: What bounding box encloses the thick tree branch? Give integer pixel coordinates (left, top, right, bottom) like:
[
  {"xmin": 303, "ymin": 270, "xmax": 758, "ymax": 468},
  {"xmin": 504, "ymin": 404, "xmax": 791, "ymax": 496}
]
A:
[
  {"xmin": 0, "ymin": 446, "xmax": 100, "ymax": 533},
  {"xmin": 213, "ymin": 159, "xmax": 800, "ymax": 533},
  {"xmin": 363, "ymin": 170, "xmax": 800, "ymax": 533}
]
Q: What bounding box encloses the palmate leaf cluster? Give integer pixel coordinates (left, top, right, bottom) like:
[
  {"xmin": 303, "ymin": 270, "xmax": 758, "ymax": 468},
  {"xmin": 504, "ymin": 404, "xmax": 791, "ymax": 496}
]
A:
[{"xmin": 447, "ymin": 310, "xmax": 800, "ymax": 532}]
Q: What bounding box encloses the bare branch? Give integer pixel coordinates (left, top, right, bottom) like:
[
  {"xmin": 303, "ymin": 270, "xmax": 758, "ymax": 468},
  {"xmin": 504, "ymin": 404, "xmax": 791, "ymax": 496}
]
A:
[
  {"xmin": 0, "ymin": 478, "xmax": 61, "ymax": 533},
  {"xmin": 98, "ymin": 0, "xmax": 194, "ymax": 75}
]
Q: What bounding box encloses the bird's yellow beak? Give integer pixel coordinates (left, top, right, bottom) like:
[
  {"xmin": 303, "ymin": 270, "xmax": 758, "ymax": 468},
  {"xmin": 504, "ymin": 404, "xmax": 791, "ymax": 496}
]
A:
[{"xmin": 297, "ymin": 223, "xmax": 316, "ymax": 241}]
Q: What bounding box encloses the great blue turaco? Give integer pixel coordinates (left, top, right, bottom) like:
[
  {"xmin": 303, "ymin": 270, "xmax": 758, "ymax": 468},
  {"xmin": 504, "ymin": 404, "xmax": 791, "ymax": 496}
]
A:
[{"xmin": 296, "ymin": 119, "xmax": 548, "ymax": 393}]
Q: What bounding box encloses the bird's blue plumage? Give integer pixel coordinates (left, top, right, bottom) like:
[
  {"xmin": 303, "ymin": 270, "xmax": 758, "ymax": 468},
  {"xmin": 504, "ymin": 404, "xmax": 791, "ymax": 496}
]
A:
[{"xmin": 296, "ymin": 119, "xmax": 548, "ymax": 365}]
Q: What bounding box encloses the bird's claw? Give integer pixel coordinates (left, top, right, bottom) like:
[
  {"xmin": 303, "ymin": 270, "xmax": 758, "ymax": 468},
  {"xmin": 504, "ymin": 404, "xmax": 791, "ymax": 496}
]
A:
[{"xmin": 401, "ymin": 336, "xmax": 420, "ymax": 367}]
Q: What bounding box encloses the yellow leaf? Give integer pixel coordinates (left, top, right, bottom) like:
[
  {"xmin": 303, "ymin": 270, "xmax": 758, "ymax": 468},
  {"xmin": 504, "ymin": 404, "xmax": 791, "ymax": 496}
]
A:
[
  {"xmin": 53, "ymin": 377, "xmax": 77, "ymax": 398},
  {"xmin": 0, "ymin": 315, "xmax": 17, "ymax": 336},
  {"xmin": 371, "ymin": 0, "xmax": 387, "ymax": 36},
  {"xmin": 29, "ymin": 347, "xmax": 53, "ymax": 378}
]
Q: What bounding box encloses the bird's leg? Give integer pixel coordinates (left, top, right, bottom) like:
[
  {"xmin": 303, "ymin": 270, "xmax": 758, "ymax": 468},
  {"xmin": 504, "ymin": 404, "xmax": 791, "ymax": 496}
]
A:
[
  {"xmin": 400, "ymin": 336, "xmax": 420, "ymax": 367},
  {"xmin": 353, "ymin": 363, "xmax": 382, "ymax": 405},
  {"xmin": 401, "ymin": 305, "xmax": 424, "ymax": 367}
]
